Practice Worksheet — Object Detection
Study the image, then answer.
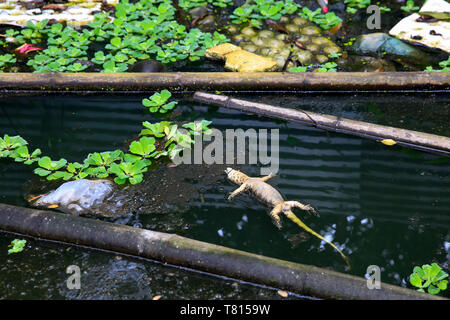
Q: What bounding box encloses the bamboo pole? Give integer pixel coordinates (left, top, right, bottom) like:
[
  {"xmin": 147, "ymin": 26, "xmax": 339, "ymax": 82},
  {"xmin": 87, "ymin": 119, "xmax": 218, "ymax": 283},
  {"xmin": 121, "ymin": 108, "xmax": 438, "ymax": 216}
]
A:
[
  {"xmin": 0, "ymin": 72, "xmax": 448, "ymax": 92},
  {"xmin": 0, "ymin": 203, "xmax": 444, "ymax": 300},
  {"xmin": 193, "ymin": 91, "xmax": 450, "ymax": 156}
]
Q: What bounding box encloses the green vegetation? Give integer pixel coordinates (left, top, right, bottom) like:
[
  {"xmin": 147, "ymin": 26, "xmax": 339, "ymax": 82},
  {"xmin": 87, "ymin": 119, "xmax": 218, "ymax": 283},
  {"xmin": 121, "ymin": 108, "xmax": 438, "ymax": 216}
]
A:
[
  {"xmin": 8, "ymin": 239, "xmax": 27, "ymax": 254},
  {"xmin": 142, "ymin": 89, "xmax": 178, "ymax": 113},
  {"xmin": 344, "ymin": 0, "xmax": 390, "ymax": 14},
  {"xmin": 425, "ymin": 57, "xmax": 450, "ymax": 72},
  {"xmin": 401, "ymin": 0, "xmax": 419, "ymax": 13},
  {"xmin": 179, "ymin": 0, "xmax": 234, "ymax": 10},
  {"xmin": 289, "ymin": 62, "xmax": 337, "ymax": 73},
  {"xmin": 0, "ymin": 54, "xmax": 16, "ymax": 72},
  {"xmin": 299, "ymin": 7, "xmax": 342, "ymax": 30},
  {"xmin": 230, "ymin": 0, "xmax": 300, "ymax": 27},
  {"xmin": 2, "ymin": 0, "xmax": 229, "ymax": 73},
  {"xmin": 409, "ymin": 263, "xmax": 448, "ymax": 295},
  {"xmin": 344, "ymin": 0, "xmax": 371, "ymax": 14},
  {"xmin": 0, "ymin": 91, "xmax": 212, "ymax": 185},
  {"xmin": 229, "ymin": 0, "xmax": 341, "ymax": 30}
]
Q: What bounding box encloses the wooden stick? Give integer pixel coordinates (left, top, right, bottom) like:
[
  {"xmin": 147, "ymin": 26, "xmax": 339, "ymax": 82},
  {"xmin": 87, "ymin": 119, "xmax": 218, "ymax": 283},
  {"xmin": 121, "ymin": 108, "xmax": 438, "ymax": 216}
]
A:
[{"xmin": 193, "ymin": 91, "xmax": 450, "ymax": 156}]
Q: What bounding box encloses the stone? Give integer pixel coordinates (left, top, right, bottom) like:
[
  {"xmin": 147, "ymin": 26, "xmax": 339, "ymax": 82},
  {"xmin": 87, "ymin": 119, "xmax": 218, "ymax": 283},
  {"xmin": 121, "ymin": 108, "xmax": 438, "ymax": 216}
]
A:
[
  {"xmin": 205, "ymin": 43, "xmax": 241, "ymax": 60},
  {"xmin": 188, "ymin": 5, "xmax": 208, "ymax": 19},
  {"xmin": 337, "ymin": 55, "xmax": 396, "ymax": 72},
  {"xmin": 389, "ymin": 13, "xmax": 450, "ymax": 53},
  {"xmin": 352, "ymin": 32, "xmax": 439, "ymax": 68},
  {"xmin": 419, "ymin": 0, "xmax": 450, "ymax": 20},
  {"xmin": 224, "ymin": 50, "xmax": 279, "ymax": 72},
  {"xmin": 128, "ymin": 60, "xmax": 165, "ymax": 72}
]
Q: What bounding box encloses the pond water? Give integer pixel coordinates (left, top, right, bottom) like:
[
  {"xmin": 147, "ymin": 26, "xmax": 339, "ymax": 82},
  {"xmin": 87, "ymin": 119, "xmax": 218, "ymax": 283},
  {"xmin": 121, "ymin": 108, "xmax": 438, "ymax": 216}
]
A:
[{"xmin": 0, "ymin": 92, "xmax": 449, "ymax": 299}]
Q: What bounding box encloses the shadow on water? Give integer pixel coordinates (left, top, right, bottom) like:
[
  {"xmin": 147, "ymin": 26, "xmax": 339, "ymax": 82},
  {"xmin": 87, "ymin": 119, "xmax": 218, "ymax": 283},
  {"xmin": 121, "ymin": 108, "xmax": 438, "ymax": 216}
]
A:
[{"xmin": 0, "ymin": 92, "xmax": 449, "ymax": 298}]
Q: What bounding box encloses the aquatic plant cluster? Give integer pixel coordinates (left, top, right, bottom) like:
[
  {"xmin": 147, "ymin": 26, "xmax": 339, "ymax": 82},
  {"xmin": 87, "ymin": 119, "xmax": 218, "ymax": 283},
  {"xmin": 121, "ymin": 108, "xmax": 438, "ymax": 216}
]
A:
[
  {"xmin": 0, "ymin": 0, "xmax": 349, "ymax": 73},
  {"xmin": 0, "ymin": 0, "xmax": 230, "ymax": 72},
  {"xmin": 229, "ymin": 0, "xmax": 342, "ymax": 30},
  {"xmin": 0, "ymin": 91, "xmax": 212, "ymax": 185},
  {"xmin": 409, "ymin": 263, "xmax": 448, "ymax": 295}
]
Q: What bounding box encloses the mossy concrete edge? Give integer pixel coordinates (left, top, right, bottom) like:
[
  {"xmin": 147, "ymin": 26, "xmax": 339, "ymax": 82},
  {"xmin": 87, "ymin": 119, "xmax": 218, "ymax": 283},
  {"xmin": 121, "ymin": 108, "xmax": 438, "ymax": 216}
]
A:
[{"xmin": 0, "ymin": 72, "xmax": 448, "ymax": 92}]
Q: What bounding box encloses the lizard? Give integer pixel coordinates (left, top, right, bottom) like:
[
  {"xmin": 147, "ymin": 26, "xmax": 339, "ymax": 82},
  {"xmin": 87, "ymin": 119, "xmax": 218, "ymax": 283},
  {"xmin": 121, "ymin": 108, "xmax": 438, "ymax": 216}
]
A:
[{"xmin": 225, "ymin": 167, "xmax": 351, "ymax": 269}]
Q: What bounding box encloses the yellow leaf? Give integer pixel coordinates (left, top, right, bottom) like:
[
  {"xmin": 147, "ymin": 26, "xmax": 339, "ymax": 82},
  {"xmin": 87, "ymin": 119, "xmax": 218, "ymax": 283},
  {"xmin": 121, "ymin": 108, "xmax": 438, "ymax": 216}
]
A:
[
  {"xmin": 48, "ymin": 204, "xmax": 59, "ymax": 209},
  {"xmin": 152, "ymin": 295, "xmax": 162, "ymax": 300},
  {"xmin": 277, "ymin": 290, "xmax": 288, "ymax": 298},
  {"xmin": 164, "ymin": 126, "xmax": 170, "ymax": 135},
  {"xmin": 380, "ymin": 139, "xmax": 397, "ymax": 146}
]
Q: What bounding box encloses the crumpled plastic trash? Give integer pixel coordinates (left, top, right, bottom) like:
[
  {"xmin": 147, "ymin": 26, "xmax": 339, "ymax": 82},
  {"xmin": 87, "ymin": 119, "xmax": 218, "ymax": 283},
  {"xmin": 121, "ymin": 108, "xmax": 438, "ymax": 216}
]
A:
[{"xmin": 30, "ymin": 179, "xmax": 117, "ymax": 216}]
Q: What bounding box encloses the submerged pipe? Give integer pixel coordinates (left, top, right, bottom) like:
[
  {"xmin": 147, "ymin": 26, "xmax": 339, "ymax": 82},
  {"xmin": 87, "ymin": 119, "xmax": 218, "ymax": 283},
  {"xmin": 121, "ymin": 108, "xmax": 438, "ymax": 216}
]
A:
[
  {"xmin": 193, "ymin": 92, "xmax": 450, "ymax": 157},
  {"xmin": 0, "ymin": 203, "xmax": 443, "ymax": 300},
  {"xmin": 0, "ymin": 72, "xmax": 448, "ymax": 93}
]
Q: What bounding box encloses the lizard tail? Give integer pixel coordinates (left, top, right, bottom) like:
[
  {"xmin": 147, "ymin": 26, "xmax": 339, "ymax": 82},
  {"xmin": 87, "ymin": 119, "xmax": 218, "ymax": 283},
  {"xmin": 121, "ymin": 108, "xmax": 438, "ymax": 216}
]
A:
[{"xmin": 284, "ymin": 210, "xmax": 351, "ymax": 270}]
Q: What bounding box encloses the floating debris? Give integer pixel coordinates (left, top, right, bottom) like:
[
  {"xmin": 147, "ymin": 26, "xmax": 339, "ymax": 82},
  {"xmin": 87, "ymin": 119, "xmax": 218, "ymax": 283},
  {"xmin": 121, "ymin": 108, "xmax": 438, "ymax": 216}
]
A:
[
  {"xmin": 0, "ymin": 0, "xmax": 118, "ymax": 27},
  {"xmin": 29, "ymin": 179, "xmax": 118, "ymax": 216},
  {"xmin": 389, "ymin": 13, "xmax": 450, "ymax": 54},
  {"xmin": 380, "ymin": 139, "xmax": 397, "ymax": 146},
  {"xmin": 205, "ymin": 43, "xmax": 278, "ymax": 72},
  {"xmin": 419, "ymin": 0, "xmax": 450, "ymax": 20},
  {"xmin": 15, "ymin": 43, "xmax": 43, "ymax": 55}
]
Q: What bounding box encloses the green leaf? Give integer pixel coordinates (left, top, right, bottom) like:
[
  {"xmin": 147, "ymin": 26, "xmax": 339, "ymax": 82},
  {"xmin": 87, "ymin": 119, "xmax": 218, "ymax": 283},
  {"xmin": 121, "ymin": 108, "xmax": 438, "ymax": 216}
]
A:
[
  {"xmin": 38, "ymin": 156, "xmax": 52, "ymax": 170},
  {"xmin": 160, "ymin": 89, "xmax": 171, "ymax": 102},
  {"xmin": 34, "ymin": 167, "xmax": 51, "ymax": 177},
  {"xmin": 427, "ymin": 284, "xmax": 440, "ymax": 295},
  {"xmin": 410, "ymin": 272, "xmax": 423, "ymax": 288},
  {"xmin": 8, "ymin": 239, "xmax": 26, "ymax": 254},
  {"xmin": 430, "ymin": 263, "xmax": 442, "ymax": 279},
  {"xmin": 437, "ymin": 280, "xmax": 447, "ymax": 291},
  {"xmin": 414, "ymin": 266, "xmax": 426, "ymax": 280}
]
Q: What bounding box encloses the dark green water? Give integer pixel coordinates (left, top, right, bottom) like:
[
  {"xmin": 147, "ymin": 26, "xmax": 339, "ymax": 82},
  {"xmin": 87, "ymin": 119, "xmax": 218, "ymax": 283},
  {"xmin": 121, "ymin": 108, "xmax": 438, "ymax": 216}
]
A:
[{"xmin": 0, "ymin": 93, "xmax": 449, "ymax": 299}]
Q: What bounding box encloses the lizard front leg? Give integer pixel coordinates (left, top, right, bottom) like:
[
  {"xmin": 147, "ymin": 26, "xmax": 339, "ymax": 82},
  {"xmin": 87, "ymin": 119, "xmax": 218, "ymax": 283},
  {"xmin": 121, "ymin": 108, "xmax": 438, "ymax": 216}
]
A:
[{"xmin": 227, "ymin": 183, "xmax": 248, "ymax": 201}]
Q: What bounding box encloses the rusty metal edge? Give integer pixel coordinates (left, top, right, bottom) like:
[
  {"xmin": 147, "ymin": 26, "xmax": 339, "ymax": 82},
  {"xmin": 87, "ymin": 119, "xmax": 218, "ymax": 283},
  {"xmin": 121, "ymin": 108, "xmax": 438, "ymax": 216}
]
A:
[{"xmin": 0, "ymin": 72, "xmax": 448, "ymax": 92}]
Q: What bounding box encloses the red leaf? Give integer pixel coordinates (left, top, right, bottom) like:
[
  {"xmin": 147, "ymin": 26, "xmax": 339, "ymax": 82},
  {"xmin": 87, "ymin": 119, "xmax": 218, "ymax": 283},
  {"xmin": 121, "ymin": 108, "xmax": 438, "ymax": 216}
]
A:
[{"xmin": 15, "ymin": 43, "xmax": 43, "ymax": 55}]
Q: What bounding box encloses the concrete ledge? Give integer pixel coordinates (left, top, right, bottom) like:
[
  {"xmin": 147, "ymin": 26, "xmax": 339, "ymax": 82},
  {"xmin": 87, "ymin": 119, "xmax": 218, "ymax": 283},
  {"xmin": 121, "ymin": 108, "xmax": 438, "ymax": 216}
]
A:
[{"xmin": 0, "ymin": 72, "xmax": 448, "ymax": 93}]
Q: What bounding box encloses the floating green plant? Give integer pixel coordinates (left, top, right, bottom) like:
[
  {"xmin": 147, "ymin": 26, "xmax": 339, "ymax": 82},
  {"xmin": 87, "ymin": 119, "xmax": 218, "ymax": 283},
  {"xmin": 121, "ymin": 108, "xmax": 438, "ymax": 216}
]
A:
[
  {"xmin": 1, "ymin": 0, "xmax": 229, "ymax": 73},
  {"xmin": 8, "ymin": 239, "xmax": 27, "ymax": 254},
  {"xmin": 425, "ymin": 57, "xmax": 450, "ymax": 72},
  {"xmin": 142, "ymin": 89, "xmax": 178, "ymax": 113},
  {"xmin": 409, "ymin": 263, "xmax": 448, "ymax": 295},
  {"xmin": 401, "ymin": 0, "xmax": 419, "ymax": 13},
  {"xmin": 179, "ymin": 0, "xmax": 233, "ymax": 10},
  {"xmin": 289, "ymin": 62, "xmax": 337, "ymax": 73},
  {"xmin": 0, "ymin": 91, "xmax": 213, "ymax": 186},
  {"xmin": 231, "ymin": 0, "xmax": 300, "ymax": 27}
]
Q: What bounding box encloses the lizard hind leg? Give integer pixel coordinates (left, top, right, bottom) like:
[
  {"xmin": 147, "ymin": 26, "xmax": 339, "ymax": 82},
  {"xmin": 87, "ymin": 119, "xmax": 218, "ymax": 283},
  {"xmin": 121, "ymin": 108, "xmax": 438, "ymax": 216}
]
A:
[
  {"xmin": 285, "ymin": 200, "xmax": 318, "ymax": 216},
  {"xmin": 258, "ymin": 172, "xmax": 276, "ymax": 182},
  {"xmin": 284, "ymin": 210, "xmax": 351, "ymax": 270},
  {"xmin": 269, "ymin": 204, "xmax": 284, "ymax": 229}
]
